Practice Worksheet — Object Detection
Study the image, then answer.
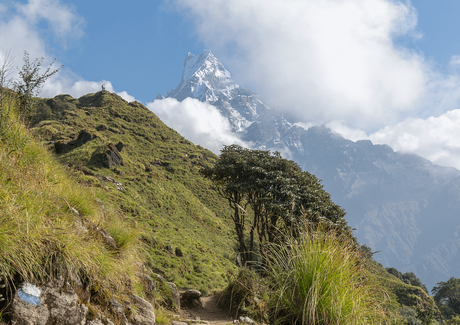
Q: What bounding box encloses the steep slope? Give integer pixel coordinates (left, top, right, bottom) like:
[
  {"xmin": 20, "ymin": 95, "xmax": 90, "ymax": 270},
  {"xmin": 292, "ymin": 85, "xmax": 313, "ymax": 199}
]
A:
[
  {"xmin": 164, "ymin": 50, "xmax": 460, "ymax": 289},
  {"xmin": 0, "ymin": 90, "xmax": 158, "ymax": 324},
  {"xmin": 31, "ymin": 91, "xmax": 237, "ymax": 292}
]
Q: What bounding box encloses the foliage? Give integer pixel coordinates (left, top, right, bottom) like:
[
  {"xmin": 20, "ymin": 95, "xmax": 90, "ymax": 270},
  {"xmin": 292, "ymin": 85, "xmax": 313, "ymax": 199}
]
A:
[
  {"xmin": 29, "ymin": 91, "xmax": 237, "ymax": 292},
  {"xmin": 415, "ymin": 305, "xmax": 438, "ymax": 325},
  {"xmin": 447, "ymin": 315, "xmax": 460, "ymax": 325},
  {"xmin": 432, "ymin": 277, "xmax": 460, "ymax": 319},
  {"xmin": 386, "ymin": 267, "xmax": 429, "ymax": 294},
  {"xmin": 14, "ymin": 51, "xmax": 61, "ymax": 118},
  {"xmin": 265, "ymin": 225, "xmax": 389, "ymax": 325},
  {"xmin": 202, "ymin": 144, "xmax": 349, "ymax": 266},
  {"xmin": 399, "ymin": 306, "xmax": 422, "ymax": 325}
]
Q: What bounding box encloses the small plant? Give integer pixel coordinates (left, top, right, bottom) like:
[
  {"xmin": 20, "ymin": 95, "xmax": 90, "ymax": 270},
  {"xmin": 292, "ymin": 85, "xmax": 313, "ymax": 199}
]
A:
[{"xmin": 266, "ymin": 225, "xmax": 389, "ymax": 325}]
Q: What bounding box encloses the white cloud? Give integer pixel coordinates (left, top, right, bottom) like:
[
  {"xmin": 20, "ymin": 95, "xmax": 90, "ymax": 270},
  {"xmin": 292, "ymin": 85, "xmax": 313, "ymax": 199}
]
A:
[
  {"xmin": 173, "ymin": 0, "xmax": 460, "ymax": 170},
  {"xmin": 368, "ymin": 110, "xmax": 460, "ymax": 169},
  {"xmin": 0, "ymin": 1, "xmax": 135, "ymax": 103},
  {"xmin": 147, "ymin": 98, "xmax": 250, "ymax": 153},
  {"xmin": 174, "ymin": 0, "xmax": 427, "ymax": 131},
  {"xmin": 326, "ymin": 120, "xmax": 368, "ymax": 142},
  {"xmin": 42, "ymin": 77, "xmax": 113, "ymax": 98},
  {"xmin": 116, "ymin": 91, "xmax": 137, "ymax": 103},
  {"xmin": 16, "ymin": 0, "xmax": 84, "ymax": 42}
]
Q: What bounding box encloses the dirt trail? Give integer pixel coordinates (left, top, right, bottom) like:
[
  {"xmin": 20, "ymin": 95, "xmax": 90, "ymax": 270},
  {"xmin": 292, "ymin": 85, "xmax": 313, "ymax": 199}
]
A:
[{"xmin": 179, "ymin": 295, "xmax": 233, "ymax": 325}]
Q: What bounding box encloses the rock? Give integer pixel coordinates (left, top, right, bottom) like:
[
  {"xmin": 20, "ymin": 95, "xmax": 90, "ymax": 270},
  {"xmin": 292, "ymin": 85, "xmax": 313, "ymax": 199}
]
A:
[
  {"xmin": 137, "ymin": 273, "xmax": 156, "ymax": 300},
  {"xmin": 180, "ymin": 290, "xmax": 202, "ymax": 309},
  {"xmin": 175, "ymin": 247, "xmax": 183, "ymax": 257},
  {"xmin": 95, "ymin": 226, "xmax": 118, "ymax": 250},
  {"xmin": 92, "ymin": 143, "xmax": 124, "ymax": 168},
  {"xmin": 11, "ymin": 279, "xmax": 88, "ymax": 325},
  {"xmin": 171, "ymin": 322, "xmax": 187, "ymax": 325},
  {"xmin": 55, "ymin": 130, "xmax": 96, "ymax": 154},
  {"xmin": 128, "ymin": 294, "xmax": 155, "ymax": 325},
  {"xmin": 167, "ymin": 282, "xmax": 180, "ymax": 311},
  {"xmin": 115, "ymin": 141, "xmax": 124, "ymax": 152},
  {"xmin": 110, "ymin": 298, "xmax": 128, "ymax": 325},
  {"xmin": 85, "ymin": 320, "xmax": 104, "ymax": 325},
  {"xmin": 239, "ymin": 316, "xmax": 254, "ymax": 324},
  {"xmin": 96, "ymin": 124, "xmax": 108, "ymax": 131}
]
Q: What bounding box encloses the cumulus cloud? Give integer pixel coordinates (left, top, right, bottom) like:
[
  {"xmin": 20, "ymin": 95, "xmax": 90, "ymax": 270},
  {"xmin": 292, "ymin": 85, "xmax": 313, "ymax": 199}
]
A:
[
  {"xmin": 147, "ymin": 98, "xmax": 250, "ymax": 153},
  {"xmin": 368, "ymin": 110, "xmax": 460, "ymax": 169},
  {"xmin": 16, "ymin": 0, "xmax": 84, "ymax": 42},
  {"xmin": 173, "ymin": 0, "xmax": 460, "ymax": 170},
  {"xmin": 174, "ymin": 0, "xmax": 428, "ymax": 131}
]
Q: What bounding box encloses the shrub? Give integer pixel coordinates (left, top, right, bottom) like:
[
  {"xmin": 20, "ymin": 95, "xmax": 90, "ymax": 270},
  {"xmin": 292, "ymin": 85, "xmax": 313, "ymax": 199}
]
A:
[{"xmin": 266, "ymin": 226, "xmax": 389, "ymax": 325}]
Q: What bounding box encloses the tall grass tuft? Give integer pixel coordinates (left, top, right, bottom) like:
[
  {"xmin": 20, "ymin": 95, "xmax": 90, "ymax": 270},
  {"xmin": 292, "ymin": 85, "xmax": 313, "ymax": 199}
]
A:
[{"xmin": 266, "ymin": 225, "xmax": 389, "ymax": 325}]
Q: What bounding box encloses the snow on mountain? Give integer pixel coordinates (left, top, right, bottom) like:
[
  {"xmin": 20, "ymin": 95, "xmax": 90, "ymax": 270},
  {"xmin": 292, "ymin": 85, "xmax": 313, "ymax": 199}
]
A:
[
  {"xmin": 165, "ymin": 50, "xmax": 270, "ymax": 133},
  {"xmin": 164, "ymin": 50, "xmax": 460, "ymax": 290}
]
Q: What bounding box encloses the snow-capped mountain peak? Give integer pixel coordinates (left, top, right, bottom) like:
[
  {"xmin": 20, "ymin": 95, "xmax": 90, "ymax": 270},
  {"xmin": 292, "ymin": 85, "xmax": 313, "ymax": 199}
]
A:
[
  {"xmin": 181, "ymin": 49, "xmax": 231, "ymax": 84},
  {"xmin": 167, "ymin": 50, "xmax": 271, "ymax": 132}
]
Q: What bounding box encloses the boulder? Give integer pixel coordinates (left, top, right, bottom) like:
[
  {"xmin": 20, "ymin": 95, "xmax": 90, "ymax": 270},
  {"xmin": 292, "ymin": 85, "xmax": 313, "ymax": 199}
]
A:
[
  {"xmin": 180, "ymin": 289, "xmax": 202, "ymax": 309},
  {"xmin": 10, "ymin": 280, "xmax": 88, "ymax": 325},
  {"xmin": 175, "ymin": 247, "xmax": 183, "ymax": 257},
  {"xmin": 137, "ymin": 273, "xmax": 156, "ymax": 300},
  {"xmin": 128, "ymin": 294, "xmax": 155, "ymax": 325}
]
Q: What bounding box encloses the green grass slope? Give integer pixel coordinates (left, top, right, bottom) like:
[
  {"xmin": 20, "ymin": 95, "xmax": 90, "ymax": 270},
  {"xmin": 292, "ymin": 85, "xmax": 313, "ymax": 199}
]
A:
[
  {"xmin": 30, "ymin": 91, "xmax": 237, "ymax": 293},
  {"xmin": 0, "ymin": 91, "xmax": 149, "ymax": 322}
]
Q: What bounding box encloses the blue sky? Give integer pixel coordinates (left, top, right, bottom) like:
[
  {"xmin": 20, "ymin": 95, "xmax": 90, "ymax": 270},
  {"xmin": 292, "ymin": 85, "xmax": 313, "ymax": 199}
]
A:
[{"xmin": 3, "ymin": 0, "xmax": 460, "ymax": 169}]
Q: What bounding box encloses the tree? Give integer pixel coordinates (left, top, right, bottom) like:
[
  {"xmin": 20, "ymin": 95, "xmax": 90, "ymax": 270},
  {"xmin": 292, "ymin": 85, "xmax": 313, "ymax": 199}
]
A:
[
  {"xmin": 14, "ymin": 51, "xmax": 61, "ymax": 118},
  {"xmin": 432, "ymin": 277, "xmax": 460, "ymax": 318},
  {"xmin": 202, "ymin": 144, "xmax": 349, "ymax": 266},
  {"xmin": 386, "ymin": 267, "xmax": 429, "ymax": 293}
]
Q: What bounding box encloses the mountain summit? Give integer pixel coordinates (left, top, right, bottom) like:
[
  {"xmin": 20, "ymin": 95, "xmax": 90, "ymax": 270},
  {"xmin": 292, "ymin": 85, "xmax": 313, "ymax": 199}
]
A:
[
  {"xmin": 166, "ymin": 49, "xmax": 271, "ymax": 132},
  {"xmin": 165, "ymin": 50, "xmax": 460, "ymax": 289}
]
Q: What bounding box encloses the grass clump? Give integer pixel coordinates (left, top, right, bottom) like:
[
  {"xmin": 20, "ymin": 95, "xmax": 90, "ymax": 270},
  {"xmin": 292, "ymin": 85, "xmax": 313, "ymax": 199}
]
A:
[{"xmin": 266, "ymin": 226, "xmax": 389, "ymax": 325}]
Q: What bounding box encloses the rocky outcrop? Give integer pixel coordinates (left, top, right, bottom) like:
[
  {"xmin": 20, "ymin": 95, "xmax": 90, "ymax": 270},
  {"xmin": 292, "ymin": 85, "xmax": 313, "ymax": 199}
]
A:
[
  {"xmin": 55, "ymin": 130, "xmax": 96, "ymax": 154},
  {"xmin": 5, "ymin": 280, "xmax": 156, "ymax": 325},
  {"xmin": 180, "ymin": 289, "xmax": 202, "ymax": 309},
  {"xmin": 91, "ymin": 143, "xmax": 124, "ymax": 169}
]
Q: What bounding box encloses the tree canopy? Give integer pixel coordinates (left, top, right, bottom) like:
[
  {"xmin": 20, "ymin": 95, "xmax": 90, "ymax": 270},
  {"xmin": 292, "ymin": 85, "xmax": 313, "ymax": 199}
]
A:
[
  {"xmin": 432, "ymin": 277, "xmax": 460, "ymax": 319},
  {"xmin": 202, "ymin": 144, "xmax": 349, "ymax": 265}
]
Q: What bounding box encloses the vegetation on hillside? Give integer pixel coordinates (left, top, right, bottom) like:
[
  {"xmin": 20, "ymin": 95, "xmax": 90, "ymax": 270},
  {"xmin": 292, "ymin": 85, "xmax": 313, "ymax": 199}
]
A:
[
  {"xmin": 202, "ymin": 144, "xmax": 350, "ymax": 267},
  {"xmin": 1, "ymin": 52, "xmax": 451, "ymax": 324},
  {"xmin": 432, "ymin": 277, "xmax": 460, "ymax": 321},
  {"xmin": 0, "ymin": 79, "xmax": 148, "ymax": 323},
  {"xmin": 29, "ymin": 90, "xmax": 237, "ymax": 292}
]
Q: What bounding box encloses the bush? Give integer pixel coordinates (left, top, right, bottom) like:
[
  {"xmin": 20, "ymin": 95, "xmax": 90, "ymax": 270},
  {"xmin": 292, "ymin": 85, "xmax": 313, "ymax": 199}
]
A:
[{"xmin": 266, "ymin": 226, "xmax": 389, "ymax": 325}]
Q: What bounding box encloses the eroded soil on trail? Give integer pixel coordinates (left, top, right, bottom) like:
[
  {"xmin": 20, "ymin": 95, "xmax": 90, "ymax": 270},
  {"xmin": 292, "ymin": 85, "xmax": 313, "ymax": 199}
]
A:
[{"xmin": 179, "ymin": 295, "xmax": 233, "ymax": 325}]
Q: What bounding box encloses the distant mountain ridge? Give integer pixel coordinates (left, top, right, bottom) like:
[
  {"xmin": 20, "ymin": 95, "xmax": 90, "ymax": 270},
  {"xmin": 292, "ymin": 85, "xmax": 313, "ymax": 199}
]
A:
[{"xmin": 161, "ymin": 49, "xmax": 460, "ymax": 289}]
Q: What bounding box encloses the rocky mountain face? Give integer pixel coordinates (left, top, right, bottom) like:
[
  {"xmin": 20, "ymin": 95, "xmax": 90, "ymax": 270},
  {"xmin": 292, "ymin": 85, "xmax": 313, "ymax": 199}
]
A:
[{"xmin": 162, "ymin": 49, "xmax": 460, "ymax": 290}]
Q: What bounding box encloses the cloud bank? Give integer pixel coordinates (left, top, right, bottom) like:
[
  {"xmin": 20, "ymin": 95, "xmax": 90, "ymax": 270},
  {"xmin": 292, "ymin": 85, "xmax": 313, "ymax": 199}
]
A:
[
  {"xmin": 147, "ymin": 98, "xmax": 249, "ymax": 154},
  {"xmin": 174, "ymin": 0, "xmax": 428, "ymax": 130},
  {"xmin": 174, "ymin": 0, "xmax": 460, "ymax": 169}
]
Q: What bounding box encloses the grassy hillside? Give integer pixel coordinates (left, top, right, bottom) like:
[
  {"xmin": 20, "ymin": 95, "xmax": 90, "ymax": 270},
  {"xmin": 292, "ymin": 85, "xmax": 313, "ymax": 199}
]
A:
[
  {"xmin": 13, "ymin": 89, "xmax": 440, "ymax": 323},
  {"xmin": 0, "ymin": 90, "xmax": 151, "ymax": 322},
  {"xmin": 30, "ymin": 91, "xmax": 237, "ymax": 293}
]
